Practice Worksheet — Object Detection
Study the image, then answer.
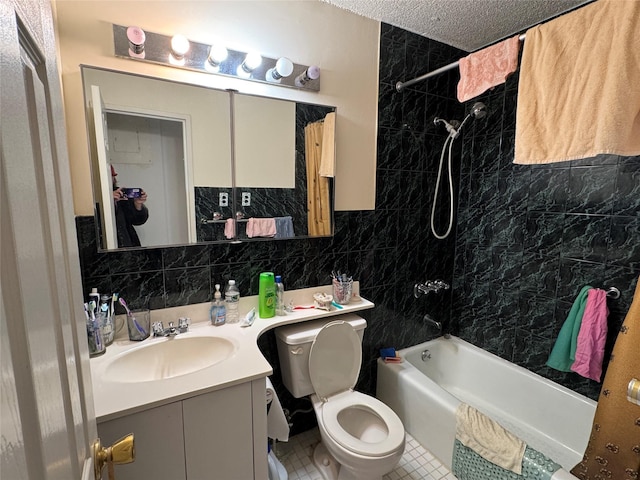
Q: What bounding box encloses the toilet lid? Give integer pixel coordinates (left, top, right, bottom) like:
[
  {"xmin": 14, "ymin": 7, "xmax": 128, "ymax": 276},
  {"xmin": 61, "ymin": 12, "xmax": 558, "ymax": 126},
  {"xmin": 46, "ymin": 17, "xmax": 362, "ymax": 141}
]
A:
[{"xmin": 309, "ymin": 321, "xmax": 361, "ymax": 400}]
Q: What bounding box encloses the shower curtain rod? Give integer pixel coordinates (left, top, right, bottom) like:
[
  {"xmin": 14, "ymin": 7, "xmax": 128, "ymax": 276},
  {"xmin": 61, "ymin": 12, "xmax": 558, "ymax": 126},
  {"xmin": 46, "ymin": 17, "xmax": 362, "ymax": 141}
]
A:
[{"xmin": 395, "ymin": 33, "xmax": 526, "ymax": 92}]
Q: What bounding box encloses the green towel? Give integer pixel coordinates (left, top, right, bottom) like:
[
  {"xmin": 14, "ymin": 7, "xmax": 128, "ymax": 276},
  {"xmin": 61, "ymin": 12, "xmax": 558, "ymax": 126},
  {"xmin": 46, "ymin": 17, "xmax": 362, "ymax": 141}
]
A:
[{"xmin": 546, "ymin": 285, "xmax": 592, "ymax": 372}]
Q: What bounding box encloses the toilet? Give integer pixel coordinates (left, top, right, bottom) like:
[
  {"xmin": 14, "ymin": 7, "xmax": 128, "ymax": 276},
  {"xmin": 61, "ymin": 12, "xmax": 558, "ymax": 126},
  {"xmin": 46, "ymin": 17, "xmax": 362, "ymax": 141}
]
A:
[{"xmin": 275, "ymin": 315, "xmax": 405, "ymax": 480}]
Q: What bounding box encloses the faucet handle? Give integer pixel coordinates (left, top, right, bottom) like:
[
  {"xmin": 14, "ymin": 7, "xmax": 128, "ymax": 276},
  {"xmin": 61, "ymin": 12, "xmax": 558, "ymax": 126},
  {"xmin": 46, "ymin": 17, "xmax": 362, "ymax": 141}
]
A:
[
  {"xmin": 414, "ymin": 279, "xmax": 450, "ymax": 297},
  {"xmin": 433, "ymin": 280, "xmax": 450, "ymax": 290},
  {"xmin": 152, "ymin": 321, "xmax": 165, "ymax": 337},
  {"xmin": 178, "ymin": 317, "xmax": 190, "ymax": 333}
]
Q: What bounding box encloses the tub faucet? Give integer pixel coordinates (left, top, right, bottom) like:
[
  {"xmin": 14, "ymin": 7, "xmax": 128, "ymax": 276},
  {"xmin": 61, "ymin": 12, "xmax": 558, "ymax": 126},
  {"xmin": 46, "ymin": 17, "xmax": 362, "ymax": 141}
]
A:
[
  {"xmin": 414, "ymin": 280, "xmax": 450, "ymax": 298},
  {"xmin": 423, "ymin": 314, "xmax": 442, "ymax": 332},
  {"xmin": 423, "ymin": 314, "xmax": 450, "ymax": 339}
]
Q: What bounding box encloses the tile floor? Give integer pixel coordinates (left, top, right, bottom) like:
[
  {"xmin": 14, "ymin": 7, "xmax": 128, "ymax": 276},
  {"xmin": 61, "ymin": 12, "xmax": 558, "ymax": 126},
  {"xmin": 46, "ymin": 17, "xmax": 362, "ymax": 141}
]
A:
[{"xmin": 276, "ymin": 428, "xmax": 457, "ymax": 480}]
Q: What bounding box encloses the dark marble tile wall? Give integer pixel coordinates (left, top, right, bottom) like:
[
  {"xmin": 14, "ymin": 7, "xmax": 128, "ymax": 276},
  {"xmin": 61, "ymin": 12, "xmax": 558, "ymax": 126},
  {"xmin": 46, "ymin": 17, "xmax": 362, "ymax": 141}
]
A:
[{"xmin": 452, "ymin": 65, "xmax": 640, "ymax": 401}]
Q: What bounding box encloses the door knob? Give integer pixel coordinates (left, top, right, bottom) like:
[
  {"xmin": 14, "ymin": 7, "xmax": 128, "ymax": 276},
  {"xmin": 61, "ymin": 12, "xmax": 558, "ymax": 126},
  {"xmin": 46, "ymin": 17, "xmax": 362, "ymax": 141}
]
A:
[{"xmin": 93, "ymin": 433, "xmax": 135, "ymax": 480}]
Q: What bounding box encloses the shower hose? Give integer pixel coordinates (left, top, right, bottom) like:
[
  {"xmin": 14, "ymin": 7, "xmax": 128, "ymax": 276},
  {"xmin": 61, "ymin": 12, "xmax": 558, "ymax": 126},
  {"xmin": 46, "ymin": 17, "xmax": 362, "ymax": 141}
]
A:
[{"xmin": 431, "ymin": 132, "xmax": 456, "ymax": 239}]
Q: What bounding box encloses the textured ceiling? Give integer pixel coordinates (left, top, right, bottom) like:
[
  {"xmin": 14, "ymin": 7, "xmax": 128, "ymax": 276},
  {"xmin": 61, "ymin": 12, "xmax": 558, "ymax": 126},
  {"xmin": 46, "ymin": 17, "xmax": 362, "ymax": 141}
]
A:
[{"xmin": 321, "ymin": 0, "xmax": 591, "ymax": 52}]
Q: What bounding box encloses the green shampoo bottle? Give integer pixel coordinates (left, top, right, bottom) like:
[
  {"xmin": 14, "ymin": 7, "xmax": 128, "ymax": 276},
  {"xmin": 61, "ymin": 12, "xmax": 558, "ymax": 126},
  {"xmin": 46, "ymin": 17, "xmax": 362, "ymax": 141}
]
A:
[{"xmin": 258, "ymin": 272, "xmax": 276, "ymax": 318}]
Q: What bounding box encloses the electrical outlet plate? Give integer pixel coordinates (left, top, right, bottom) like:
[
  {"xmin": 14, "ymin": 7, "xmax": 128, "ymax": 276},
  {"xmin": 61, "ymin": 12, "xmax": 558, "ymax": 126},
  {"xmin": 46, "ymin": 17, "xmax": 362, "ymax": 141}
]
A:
[
  {"xmin": 219, "ymin": 192, "xmax": 228, "ymax": 207},
  {"xmin": 241, "ymin": 192, "xmax": 251, "ymax": 206}
]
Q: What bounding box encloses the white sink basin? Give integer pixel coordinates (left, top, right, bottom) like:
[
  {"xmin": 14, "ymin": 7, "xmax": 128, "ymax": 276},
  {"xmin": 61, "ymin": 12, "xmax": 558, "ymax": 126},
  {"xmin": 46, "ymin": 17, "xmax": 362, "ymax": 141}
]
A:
[{"xmin": 105, "ymin": 336, "xmax": 237, "ymax": 383}]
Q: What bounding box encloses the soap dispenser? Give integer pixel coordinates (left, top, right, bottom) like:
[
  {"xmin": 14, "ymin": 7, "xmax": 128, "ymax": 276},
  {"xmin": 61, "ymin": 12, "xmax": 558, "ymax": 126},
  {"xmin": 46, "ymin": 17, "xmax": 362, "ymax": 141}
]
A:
[{"xmin": 210, "ymin": 284, "xmax": 226, "ymax": 326}]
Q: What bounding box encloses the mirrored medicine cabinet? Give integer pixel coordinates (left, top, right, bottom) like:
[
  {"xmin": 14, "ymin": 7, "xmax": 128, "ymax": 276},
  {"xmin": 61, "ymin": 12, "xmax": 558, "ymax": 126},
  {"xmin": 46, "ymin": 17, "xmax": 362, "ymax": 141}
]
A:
[{"xmin": 81, "ymin": 66, "xmax": 336, "ymax": 252}]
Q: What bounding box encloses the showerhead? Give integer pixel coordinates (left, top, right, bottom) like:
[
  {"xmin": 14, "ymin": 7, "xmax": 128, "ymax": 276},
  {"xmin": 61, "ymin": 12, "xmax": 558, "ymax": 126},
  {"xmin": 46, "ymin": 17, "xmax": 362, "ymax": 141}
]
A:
[
  {"xmin": 433, "ymin": 117, "xmax": 459, "ymax": 136},
  {"xmin": 434, "ymin": 102, "xmax": 487, "ymax": 138},
  {"xmin": 470, "ymin": 102, "xmax": 487, "ymax": 119}
]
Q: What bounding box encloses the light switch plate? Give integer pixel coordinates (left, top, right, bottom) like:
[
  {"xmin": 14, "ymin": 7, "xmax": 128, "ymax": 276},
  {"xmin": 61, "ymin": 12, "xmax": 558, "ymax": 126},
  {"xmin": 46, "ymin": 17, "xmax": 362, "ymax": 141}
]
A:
[{"xmin": 219, "ymin": 192, "xmax": 228, "ymax": 207}]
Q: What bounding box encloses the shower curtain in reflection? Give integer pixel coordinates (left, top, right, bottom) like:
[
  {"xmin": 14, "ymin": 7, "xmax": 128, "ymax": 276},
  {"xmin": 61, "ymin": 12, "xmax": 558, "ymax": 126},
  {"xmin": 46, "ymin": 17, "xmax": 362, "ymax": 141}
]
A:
[{"xmin": 305, "ymin": 119, "xmax": 331, "ymax": 236}]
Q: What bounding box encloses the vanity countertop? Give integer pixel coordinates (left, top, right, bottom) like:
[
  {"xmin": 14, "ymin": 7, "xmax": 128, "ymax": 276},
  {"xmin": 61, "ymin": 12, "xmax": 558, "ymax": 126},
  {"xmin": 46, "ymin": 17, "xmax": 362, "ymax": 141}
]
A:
[{"xmin": 90, "ymin": 284, "xmax": 373, "ymax": 422}]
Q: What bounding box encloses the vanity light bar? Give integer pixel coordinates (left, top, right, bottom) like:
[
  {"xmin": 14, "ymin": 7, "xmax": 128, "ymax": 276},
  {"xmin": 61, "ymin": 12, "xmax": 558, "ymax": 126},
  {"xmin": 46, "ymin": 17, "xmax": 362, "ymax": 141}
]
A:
[{"xmin": 112, "ymin": 24, "xmax": 320, "ymax": 92}]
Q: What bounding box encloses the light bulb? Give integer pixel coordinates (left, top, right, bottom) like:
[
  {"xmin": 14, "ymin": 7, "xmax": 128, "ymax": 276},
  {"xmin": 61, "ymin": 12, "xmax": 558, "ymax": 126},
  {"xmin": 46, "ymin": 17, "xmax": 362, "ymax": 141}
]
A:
[
  {"xmin": 237, "ymin": 51, "xmax": 262, "ymax": 78},
  {"xmin": 126, "ymin": 26, "xmax": 146, "ymax": 58},
  {"xmin": 205, "ymin": 44, "xmax": 228, "ymax": 72},
  {"xmin": 266, "ymin": 57, "xmax": 294, "ymax": 83},
  {"xmin": 170, "ymin": 34, "xmax": 190, "ymax": 65},
  {"xmin": 294, "ymin": 65, "xmax": 320, "ymax": 87}
]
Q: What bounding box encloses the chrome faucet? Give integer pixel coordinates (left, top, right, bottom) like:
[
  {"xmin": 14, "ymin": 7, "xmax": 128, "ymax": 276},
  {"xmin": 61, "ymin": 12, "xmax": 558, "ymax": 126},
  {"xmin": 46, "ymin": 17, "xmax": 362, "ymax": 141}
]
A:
[
  {"xmin": 423, "ymin": 314, "xmax": 442, "ymax": 332},
  {"xmin": 414, "ymin": 279, "xmax": 450, "ymax": 298},
  {"xmin": 152, "ymin": 318, "xmax": 190, "ymax": 337},
  {"xmin": 423, "ymin": 314, "xmax": 450, "ymax": 339}
]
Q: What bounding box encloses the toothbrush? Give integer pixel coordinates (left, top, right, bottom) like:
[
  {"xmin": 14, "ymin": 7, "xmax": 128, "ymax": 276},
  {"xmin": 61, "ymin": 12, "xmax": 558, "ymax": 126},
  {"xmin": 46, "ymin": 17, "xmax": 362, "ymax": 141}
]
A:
[
  {"xmin": 119, "ymin": 297, "xmax": 132, "ymax": 316},
  {"xmin": 119, "ymin": 298, "xmax": 147, "ymax": 336},
  {"xmin": 111, "ymin": 293, "xmax": 119, "ymax": 319}
]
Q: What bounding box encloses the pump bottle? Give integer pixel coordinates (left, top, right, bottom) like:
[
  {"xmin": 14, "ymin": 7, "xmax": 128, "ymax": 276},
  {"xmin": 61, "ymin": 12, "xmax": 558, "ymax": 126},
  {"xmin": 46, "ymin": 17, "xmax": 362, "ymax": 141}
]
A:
[{"xmin": 210, "ymin": 284, "xmax": 226, "ymax": 326}]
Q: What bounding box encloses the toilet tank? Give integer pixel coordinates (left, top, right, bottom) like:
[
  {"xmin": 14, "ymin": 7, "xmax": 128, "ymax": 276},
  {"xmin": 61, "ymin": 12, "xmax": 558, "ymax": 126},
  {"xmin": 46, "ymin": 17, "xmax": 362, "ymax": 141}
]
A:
[{"xmin": 275, "ymin": 314, "xmax": 367, "ymax": 398}]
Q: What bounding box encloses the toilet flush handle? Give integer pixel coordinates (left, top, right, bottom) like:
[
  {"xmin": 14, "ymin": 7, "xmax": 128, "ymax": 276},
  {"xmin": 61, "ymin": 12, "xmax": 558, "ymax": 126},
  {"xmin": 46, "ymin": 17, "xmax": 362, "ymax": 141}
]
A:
[{"xmin": 290, "ymin": 347, "xmax": 304, "ymax": 355}]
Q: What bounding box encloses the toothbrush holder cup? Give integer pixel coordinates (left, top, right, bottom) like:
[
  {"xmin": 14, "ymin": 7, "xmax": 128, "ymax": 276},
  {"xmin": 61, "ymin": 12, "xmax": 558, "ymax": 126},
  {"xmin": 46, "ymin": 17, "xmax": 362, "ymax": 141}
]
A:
[
  {"xmin": 332, "ymin": 279, "xmax": 353, "ymax": 305},
  {"xmin": 127, "ymin": 309, "xmax": 150, "ymax": 341}
]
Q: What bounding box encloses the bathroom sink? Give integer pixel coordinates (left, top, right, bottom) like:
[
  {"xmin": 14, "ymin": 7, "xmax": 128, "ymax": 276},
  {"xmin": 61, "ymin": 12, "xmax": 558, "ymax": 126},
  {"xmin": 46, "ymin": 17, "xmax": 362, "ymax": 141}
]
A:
[{"xmin": 104, "ymin": 336, "xmax": 237, "ymax": 383}]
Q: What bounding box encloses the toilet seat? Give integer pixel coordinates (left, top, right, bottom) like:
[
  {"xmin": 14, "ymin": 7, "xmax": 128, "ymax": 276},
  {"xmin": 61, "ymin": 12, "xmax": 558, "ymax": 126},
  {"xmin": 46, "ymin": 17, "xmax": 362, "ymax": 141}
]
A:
[
  {"xmin": 309, "ymin": 321, "xmax": 405, "ymax": 458},
  {"xmin": 320, "ymin": 391, "xmax": 405, "ymax": 457}
]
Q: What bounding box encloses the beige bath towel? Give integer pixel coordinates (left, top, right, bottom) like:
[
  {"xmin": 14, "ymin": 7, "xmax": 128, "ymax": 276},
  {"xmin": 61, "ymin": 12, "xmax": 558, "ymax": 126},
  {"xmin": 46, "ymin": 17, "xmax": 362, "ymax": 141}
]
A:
[
  {"xmin": 571, "ymin": 276, "xmax": 640, "ymax": 480},
  {"xmin": 514, "ymin": 0, "xmax": 640, "ymax": 165},
  {"xmin": 455, "ymin": 403, "xmax": 526, "ymax": 475}
]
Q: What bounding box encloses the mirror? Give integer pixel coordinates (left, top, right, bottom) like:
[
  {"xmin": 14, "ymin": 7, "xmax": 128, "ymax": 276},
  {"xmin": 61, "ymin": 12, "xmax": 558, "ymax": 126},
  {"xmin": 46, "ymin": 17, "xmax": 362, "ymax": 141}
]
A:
[{"xmin": 81, "ymin": 66, "xmax": 336, "ymax": 251}]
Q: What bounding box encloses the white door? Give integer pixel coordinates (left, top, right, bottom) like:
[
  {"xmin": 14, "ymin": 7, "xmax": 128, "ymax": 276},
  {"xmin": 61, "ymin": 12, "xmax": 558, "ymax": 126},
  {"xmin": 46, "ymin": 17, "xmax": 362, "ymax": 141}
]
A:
[
  {"xmin": 90, "ymin": 85, "xmax": 119, "ymax": 250},
  {"xmin": 2, "ymin": 1, "xmax": 99, "ymax": 479}
]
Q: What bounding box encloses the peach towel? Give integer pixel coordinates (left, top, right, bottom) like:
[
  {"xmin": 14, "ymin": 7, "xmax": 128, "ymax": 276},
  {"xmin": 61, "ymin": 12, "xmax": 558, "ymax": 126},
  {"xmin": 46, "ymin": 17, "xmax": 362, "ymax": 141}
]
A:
[
  {"xmin": 457, "ymin": 35, "xmax": 520, "ymax": 102},
  {"xmin": 246, "ymin": 218, "xmax": 276, "ymax": 238},
  {"xmin": 515, "ymin": 0, "xmax": 640, "ymax": 164}
]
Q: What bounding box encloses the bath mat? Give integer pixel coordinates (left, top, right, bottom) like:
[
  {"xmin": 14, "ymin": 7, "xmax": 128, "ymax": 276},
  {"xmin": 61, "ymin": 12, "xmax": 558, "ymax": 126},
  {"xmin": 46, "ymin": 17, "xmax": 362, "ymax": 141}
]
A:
[{"xmin": 453, "ymin": 439, "xmax": 561, "ymax": 480}]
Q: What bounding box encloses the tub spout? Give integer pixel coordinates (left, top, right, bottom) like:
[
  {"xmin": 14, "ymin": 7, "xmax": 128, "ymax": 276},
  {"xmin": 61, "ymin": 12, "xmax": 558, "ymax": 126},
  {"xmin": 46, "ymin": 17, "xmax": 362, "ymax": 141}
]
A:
[
  {"xmin": 424, "ymin": 314, "xmax": 450, "ymax": 338},
  {"xmin": 423, "ymin": 314, "xmax": 442, "ymax": 332}
]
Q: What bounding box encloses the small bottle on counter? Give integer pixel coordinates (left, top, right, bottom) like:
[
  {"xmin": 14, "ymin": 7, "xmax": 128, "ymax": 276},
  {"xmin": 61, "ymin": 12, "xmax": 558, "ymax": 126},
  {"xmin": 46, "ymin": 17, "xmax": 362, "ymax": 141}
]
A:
[
  {"xmin": 224, "ymin": 280, "xmax": 240, "ymax": 324},
  {"xmin": 210, "ymin": 284, "xmax": 226, "ymax": 326},
  {"xmin": 275, "ymin": 275, "xmax": 286, "ymax": 316}
]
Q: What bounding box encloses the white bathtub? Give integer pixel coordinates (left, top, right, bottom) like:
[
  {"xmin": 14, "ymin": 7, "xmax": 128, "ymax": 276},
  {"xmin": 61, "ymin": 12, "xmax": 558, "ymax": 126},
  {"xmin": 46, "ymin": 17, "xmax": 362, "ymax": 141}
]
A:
[{"xmin": 376, "ymin": 336, "xmax": 597, "ymax": 480}]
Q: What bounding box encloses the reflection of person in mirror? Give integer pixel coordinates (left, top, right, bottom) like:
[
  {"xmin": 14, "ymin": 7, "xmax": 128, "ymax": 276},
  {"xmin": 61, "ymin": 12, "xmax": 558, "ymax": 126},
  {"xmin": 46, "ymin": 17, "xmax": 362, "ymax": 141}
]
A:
[{"xmin": 111, "ymin": 165, "xmax": 148, "ymax": 247}]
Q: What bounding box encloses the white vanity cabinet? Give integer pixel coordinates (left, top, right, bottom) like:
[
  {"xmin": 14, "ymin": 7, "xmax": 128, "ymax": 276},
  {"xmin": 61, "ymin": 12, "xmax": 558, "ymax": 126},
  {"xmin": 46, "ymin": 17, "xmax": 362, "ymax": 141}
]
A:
[{"xmin": 97, "ymin": 379, "xmax": 267, "ymax": 480}]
